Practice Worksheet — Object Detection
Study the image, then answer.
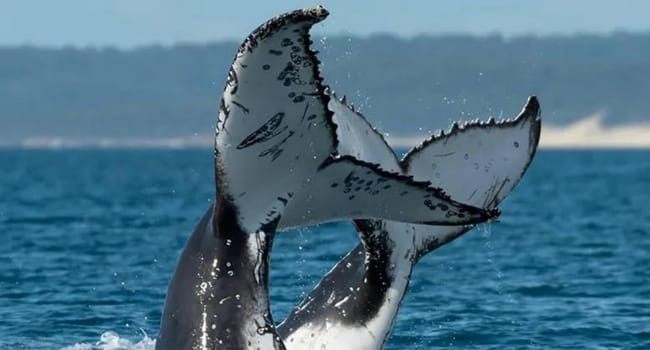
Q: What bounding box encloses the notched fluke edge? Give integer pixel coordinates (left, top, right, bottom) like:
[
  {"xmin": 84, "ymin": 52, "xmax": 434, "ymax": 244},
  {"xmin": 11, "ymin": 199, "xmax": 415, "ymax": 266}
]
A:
[
  {"xmin": 218, "ymin": 6, "xmax": 339, "ymax": 151},
  {"xmin": 236, "ymin": 6, "xmax": 329, "ymax": 55},
  {"xmin": 318, "ymin": 154, "xmax": 500, "ymax": 224},
  {"xmin": 402, "ymin": 96, "xmax": 542, "ymax": 166}
]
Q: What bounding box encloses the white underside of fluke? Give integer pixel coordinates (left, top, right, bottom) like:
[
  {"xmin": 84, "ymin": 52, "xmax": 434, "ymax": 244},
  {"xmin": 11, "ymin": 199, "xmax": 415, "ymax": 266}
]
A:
[
  {"xmin": 327, "ymin": 93, "xmax": 401, "ymax": 173},
  {"xmin": 277, "ymin": 92, "xmax": 496, "ymax": 229},
  {"xmin": 215, "ymin": 18, "xmax": 494, "ymax": 232},
  {"xmin": 215, "ymin": 7, "xmax": 335, "ymax": 233},
  {"xmin": 401, "ymin": 96, "xmax": 541, "ymax": 251}
]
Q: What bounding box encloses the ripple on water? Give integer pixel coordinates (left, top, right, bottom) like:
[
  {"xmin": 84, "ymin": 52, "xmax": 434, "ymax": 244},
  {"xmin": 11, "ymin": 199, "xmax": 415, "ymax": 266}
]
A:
[{"xmin": 1, "ymin": 150, "xmax": 649, "ymax": 349}]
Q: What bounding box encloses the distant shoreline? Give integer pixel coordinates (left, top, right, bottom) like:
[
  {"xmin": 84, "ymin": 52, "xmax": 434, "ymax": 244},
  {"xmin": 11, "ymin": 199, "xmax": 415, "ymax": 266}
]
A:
[{"xmin": 7, "ymin": 115, "xmax": 649, "ymax": 150}]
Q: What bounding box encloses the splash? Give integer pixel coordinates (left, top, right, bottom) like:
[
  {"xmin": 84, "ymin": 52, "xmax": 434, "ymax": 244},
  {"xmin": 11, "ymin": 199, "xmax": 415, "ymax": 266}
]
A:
[{"xmin": 60, "ymin": 331, "xmax": 155, "ymax": 350}]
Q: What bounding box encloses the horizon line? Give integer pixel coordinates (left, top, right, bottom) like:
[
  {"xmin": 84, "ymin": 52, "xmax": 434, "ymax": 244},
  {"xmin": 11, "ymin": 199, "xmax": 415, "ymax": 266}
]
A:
[
  {"xmin": 1, "ymin": 29, "xmax": 648, "ymax": 51},
  {"xmin": 2, "ymin": 115, "xmax": 649, "ymax": 151}
]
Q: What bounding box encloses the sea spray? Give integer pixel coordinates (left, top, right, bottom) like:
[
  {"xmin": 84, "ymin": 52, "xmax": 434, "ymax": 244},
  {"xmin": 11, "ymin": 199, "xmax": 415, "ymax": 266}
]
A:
[{"xmin": 60, "ymin": 331, "xmax": 155, "ymax": 350}]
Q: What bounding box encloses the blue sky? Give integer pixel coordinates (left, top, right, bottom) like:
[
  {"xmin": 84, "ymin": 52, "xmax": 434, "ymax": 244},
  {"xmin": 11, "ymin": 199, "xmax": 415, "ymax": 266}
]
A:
[{"xmin": 2, "ymin": 1, "xmax": 650, "ymax": 48}]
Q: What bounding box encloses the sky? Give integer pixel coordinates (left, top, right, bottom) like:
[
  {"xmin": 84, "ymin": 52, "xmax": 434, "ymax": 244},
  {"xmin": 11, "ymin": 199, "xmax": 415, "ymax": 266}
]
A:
[{"xmin": 2, "ymin": 1, "xmax": 650, "ymax": 48}]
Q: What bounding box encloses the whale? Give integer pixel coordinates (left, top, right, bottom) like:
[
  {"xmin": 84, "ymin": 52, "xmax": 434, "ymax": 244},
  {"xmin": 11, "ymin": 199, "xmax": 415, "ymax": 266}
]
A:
[
  {"xmin": 155, "ymin": 7, "xmax": 497, "ymax": 350},
  {"xmin": 278, "ymin": 96, "xmax": 542, "ymax": 349}
]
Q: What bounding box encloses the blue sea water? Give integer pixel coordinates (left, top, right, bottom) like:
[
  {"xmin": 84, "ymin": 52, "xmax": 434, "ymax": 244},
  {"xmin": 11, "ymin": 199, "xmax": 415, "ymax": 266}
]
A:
[{"xmin": 1, "ymin": 149, "xmax": 649, "ymax": 349}]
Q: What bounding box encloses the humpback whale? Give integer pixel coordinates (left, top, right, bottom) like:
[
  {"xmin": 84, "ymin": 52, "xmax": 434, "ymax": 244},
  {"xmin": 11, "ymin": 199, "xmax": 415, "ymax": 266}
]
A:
[
  {"xmin": 155, "ymin": 7, "xmax": 496, "ymax": 350},
  {"xmin": 278, "ymin": 96, "xmax": 542, "ymax": 349}
]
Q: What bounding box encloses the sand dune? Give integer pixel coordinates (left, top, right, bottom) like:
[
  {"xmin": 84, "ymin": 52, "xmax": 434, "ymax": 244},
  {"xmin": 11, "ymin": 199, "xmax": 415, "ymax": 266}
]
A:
[
  {"xmin": 539, "ymin": 114, "xmax": 650, "ymax": 149},
  {"xmin": 387, "ymin": 114, "xmax": 650, "ymax": 150}
]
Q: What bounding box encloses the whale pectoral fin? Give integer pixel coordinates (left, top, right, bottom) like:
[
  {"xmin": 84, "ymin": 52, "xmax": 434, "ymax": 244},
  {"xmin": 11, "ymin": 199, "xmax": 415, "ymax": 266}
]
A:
[
  {"xmin": 214, "ymin": 7, "xmax": 337, "ymax": 231},
  {"xmin": 277, "ymin": 155, "xmax": 496, "ymax": 230},
  {"xmin": 380, "ymin": 96, "xmax": 542, "ymax": 258},
  {"xmin": 328, "ymin": 91, "xmax": 402, "ymax": 173}
]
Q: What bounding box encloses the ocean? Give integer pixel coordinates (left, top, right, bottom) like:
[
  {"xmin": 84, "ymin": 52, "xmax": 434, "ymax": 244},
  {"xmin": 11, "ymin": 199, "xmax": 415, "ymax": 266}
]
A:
[{"xmin": 1, "ymin": 149, "xmax": 648, "ymax": 349}]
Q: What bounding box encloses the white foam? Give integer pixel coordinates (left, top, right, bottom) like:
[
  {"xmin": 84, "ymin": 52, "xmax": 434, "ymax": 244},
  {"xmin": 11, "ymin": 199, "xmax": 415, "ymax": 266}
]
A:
[{"xmin": 60, "ymin": 331, "xmax": 155, "ymax": 350}]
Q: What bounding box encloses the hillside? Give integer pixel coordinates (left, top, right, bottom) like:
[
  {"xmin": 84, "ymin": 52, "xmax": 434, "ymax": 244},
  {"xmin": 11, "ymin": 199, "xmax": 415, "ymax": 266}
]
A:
[{"xmin": 1, "ymin": 33, "xmax": 649, "ymax": 143}]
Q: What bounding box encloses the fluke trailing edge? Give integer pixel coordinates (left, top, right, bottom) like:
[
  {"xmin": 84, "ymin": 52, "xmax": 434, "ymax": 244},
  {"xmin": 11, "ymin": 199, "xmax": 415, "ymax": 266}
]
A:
[{"xmin": 155, "ymin": 6, "xmax": 496, "ymax": 350}]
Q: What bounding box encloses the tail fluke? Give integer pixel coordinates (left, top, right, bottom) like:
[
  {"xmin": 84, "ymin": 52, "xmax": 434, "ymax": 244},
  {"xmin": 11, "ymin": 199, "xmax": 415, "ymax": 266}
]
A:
[
  {"xmin": 327, "ymin": 90, "xmax": 401, "ymax": 173},
  {"xmin": 403, "ymin": 96, "xmax": 541, "ymax": 209},
  {"xmin": 214, "ymin": 6, "xmax": 495, "ymax": 233},
  {"xmin": 276, "ymin": 94, "xmax": 499, "ymax": 229},
  {"xmin": 215, "ymin": 6, "xmax": 335, "ymax": 232},
  {"xmin": 376, "ymin": 96, "xmax": 541, "ymax": 259},
  {"xmin": 277, "ymin": 154, "xmax": 498, "ymax": 229}
]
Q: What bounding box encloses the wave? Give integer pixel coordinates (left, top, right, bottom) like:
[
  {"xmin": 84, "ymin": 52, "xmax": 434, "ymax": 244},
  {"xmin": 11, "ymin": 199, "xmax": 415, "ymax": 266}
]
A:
[{"xmin": 60, "ymin": 331, "xmax": 155, "ymax": 350}]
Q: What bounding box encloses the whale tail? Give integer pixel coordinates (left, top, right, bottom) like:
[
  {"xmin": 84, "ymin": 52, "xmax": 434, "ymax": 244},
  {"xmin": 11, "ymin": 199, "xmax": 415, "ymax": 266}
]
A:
[
  {"xmin": 215, "ymin": 6, "xmax": 496, "ymax": 233},
  {"xmin": 214, "ymin": 6, "xmax": 335, "ymax": 232},
  {"xmin": 357, "ymin": 96, "xmax": 542, "ymax": 261},
  {"xmin": 277, "ymin": 90, "xmax": 500, "ymax": 229},
  {"xmin": 277, "ymin": 97, "xmax": 541, "ymax": 349}
]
